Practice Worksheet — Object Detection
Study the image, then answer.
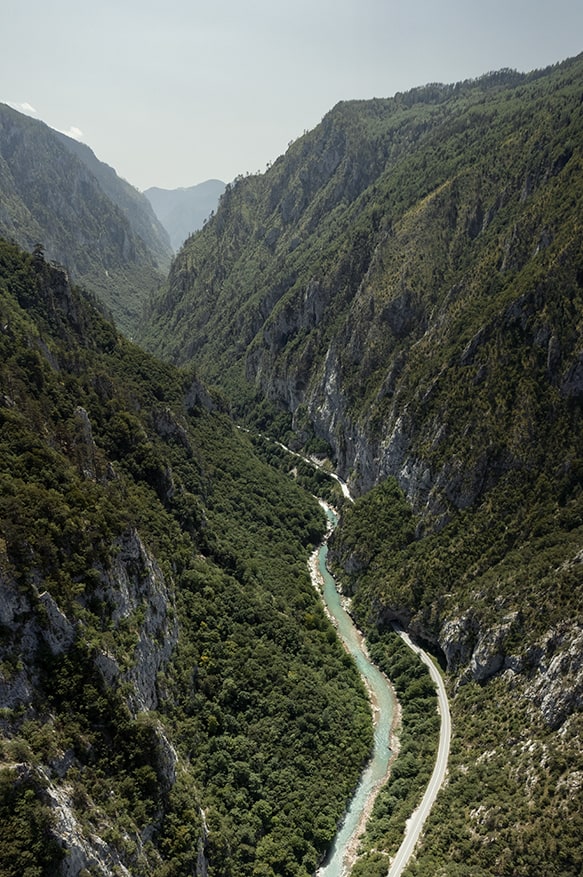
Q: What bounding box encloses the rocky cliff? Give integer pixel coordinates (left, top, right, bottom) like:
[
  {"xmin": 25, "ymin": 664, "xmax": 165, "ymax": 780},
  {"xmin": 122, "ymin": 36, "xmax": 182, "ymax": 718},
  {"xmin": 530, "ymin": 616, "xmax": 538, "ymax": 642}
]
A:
[
  {"xmin": 141, "ymin": 51, "xmax": 583, "ymax": 697},
  {"xmin": 0, "ymin": 103, "xmax": 172, "ymax": 334},
  {"xmin": 0, "ymin": 240, "xmax": 372, "ymax": 877},
  {"xmin": 0, "ymin": 527, "xmax": 181, "ymax": 875},
  {"xmin": 140, "ymin": 55, "xmax": 583, "ymax": 874},
  {"xmin": 142, "ymin": 56, "xmax": 583, "ymax": 513}
]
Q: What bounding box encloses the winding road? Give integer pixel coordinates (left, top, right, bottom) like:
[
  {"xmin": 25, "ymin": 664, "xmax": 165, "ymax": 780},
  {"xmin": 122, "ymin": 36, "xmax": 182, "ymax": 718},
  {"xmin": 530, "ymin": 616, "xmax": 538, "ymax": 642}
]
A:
[
  {"xmin": 309, "ymin": 478, "xmax": 451, "ymax": 876},
  {"xmin": 240, "ymin": 427, "xmax": 451, "ymax": 874},
  {"xmin": 386, "ymin": 626, "xmax": 451, "ymax": 877}
]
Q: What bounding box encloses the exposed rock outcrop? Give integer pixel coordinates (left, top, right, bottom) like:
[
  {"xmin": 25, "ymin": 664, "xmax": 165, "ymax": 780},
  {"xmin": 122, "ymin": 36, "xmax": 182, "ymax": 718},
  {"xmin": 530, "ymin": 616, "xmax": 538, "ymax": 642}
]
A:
[
  {"xmin": 0, "ymin": 525, "xmax": 180, "ymax": 874},
  {"xmin": 43, "ymin": 775, "xmax": 133, "ymax": 877},
  {"xmin": 92, "ymin": 528, "xmax": 178, "ymax": 713},
  {"xmin": 73, "ymin": 406, "xmax": 99, "ymax": 480},
  {"xmin": 439, "ymin": 609, "xmax": 583, "ymax": 730},
  {"xmin": 527, "ymin": 626, "xmax": 583, "ymax": 729},
  {"xmin": 0, "ymin": 528, "xmax": 177, "ymax": 716}
]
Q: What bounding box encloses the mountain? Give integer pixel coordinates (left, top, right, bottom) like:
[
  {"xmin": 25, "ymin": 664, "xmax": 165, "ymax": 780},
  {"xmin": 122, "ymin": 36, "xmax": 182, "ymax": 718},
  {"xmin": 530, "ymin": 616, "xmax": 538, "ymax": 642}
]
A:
[
  {"xmin": 141, "ymin": 54, "xmax": 583, "ymax": 874},
  {"xmin": 144, "ymin": 179, "xmax": 226, "ymax": 251},
  {"xmin": 0, "ymin": 238, "xmax": 372, "ymax": 876},
  {"xmin": 0, "ymin": 104, "xmax": 172, "ymax": 334},
  {"xmin": 54, "ymin": 131, "xmax": 173, "ymax": 270}
]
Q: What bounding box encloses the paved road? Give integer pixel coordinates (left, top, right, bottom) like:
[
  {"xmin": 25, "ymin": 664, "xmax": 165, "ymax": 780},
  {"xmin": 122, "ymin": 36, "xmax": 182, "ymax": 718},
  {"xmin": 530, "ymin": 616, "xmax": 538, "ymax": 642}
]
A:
[
  {"xmin": 275, "ymin": 440, "xmax": 355, "ymax": 504},
  {"xmin": 387, "ymin": 626, "xmax": 451, "ymax": 877},
  {"xmin": 240, "ymin": 427, "xmax": 450, "ymax": 874}
]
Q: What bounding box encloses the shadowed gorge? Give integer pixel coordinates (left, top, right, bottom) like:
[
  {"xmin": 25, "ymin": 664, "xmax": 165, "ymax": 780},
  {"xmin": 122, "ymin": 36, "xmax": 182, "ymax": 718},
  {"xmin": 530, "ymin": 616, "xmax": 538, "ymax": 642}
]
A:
[
  {"xmin": 0, "ymin": 240, "xmax": 373, "ymax": 875},
  {"xmin": 140, "ymin": 54, "xmax": 583, "ymax": 876},
  {"xmin": 0, "ymin": 49, "xmax": 582, "ymax": 877}
]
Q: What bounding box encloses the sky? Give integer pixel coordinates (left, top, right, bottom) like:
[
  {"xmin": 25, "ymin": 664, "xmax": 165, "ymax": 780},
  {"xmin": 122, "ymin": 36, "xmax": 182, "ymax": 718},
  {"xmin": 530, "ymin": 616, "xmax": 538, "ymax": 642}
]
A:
[{"xmin": 2, "ymin": 0, "xmax": 582, "ymax": 192}]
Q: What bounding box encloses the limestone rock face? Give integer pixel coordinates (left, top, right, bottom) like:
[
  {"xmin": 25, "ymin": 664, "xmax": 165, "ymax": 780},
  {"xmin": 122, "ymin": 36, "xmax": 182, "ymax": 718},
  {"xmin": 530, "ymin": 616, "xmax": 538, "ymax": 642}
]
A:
[
  {"xmin": 152, "ymin": 406, "xmax": 193, "ymax": 452},
  {"xmin": 73, "ymin": 406, "xmax": 99, "ymax": 480},
  {"xmin": 440, "ymin": 612, "xmax": 479, "ymax": 673},
  {"xmin": 466, "ymin": 616, "xmax": 518, "ymax": 683},
  {"xmin": 37, "ymin": 591, "xmax": 76, "ymax": 656},
  {"xmin": 520, "ymin": 623, "xmax": 583, "ymax": 730},
  {"xmin": 0, "ymin": 526, "xmax": 180, "ymax": 875},
  {"xmin": 0, "ymin": 574, "xmax": 75, "ymax": 711},
  {"xmin": 0, "ymin": 528, "xmax": 177, "ymax": 715},
  {"xmin": 39, "ymin": 724, "xmax": 182, "ymax": 877},
  {"xmin": 44, "ymin": 777, "xmax": 132, "ymax": 877},
  {"xmin": 184, "ymin": 374, "xmax": 221, "ymax": 413},
  {"xmin": 561, "ymin": 352, "xmax": 583, "ymax": 399},
  {"xmin": 92, "ymin": 528, "xmax": 178, "ymax": 713},
  {"xmin": 438, "ymin": 607, "xmax": 583, "ymax": 730}
]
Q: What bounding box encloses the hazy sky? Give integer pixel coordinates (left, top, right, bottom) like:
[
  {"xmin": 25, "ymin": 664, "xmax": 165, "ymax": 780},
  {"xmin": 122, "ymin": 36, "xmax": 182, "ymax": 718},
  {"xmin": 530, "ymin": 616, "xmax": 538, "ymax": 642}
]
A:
[{"xmin": 2, "ymin": 0, "xmax": 582, "ymax": 191}]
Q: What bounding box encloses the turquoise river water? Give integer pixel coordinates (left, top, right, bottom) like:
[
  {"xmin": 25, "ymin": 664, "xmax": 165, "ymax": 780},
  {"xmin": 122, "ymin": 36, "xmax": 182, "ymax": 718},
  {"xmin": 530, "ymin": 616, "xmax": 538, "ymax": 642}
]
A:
[{"xmin": 316, "ymin": 515, "xmax": 396, "ymax": 877}]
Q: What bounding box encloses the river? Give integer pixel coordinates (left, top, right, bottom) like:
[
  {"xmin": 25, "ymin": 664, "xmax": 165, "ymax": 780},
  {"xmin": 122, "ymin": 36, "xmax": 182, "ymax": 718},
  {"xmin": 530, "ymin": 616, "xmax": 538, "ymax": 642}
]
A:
[
  {"xmin": 243, "ymin": 430, "xmax": 449, "ymax": 873},
  {"xmin": 312, "ymin": 506, "xmax": 397, "ymax": 877}
]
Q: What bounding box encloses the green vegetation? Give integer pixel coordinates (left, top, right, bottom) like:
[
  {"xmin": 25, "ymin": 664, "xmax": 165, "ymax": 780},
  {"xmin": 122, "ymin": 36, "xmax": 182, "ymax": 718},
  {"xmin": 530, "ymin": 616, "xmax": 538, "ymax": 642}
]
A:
[
  {"xmin": 334, "ymin": 469, "xmax": 583, "ymax": 646},
  {"xmin": 140, "ymin": 55, "xmax": 583, "ymax": 432},
  {"xmin": 248, "ymin": 432, "xmax": 343, "ymax": 505},
  {"xmin": 331, "ymin": 473, "xmax": 583, "ymax": 874},
  {"xmin": 330, "ymin": 479, "xmax": 416, "ymax": 584},
  {"xmin": 350, "ymin": 632, "xmax": 440, "ymax": 877},
  {"xmin": 403, "ymin": 685, "xmax": 583, "ymax": 877},
  {"xmin": 160, "ymin": 418, "xmax": 373, "ymax": 876},
  {"xmin": 0, "ymin": 770, "xmax": 64, "ymax": 876},
  {"xmin": 137, "ymin": 55, "xmax": 583, "ymax": 873},
  {"xmin": 3, "ymin": 50, "xmax": 583, "ymax": 877},
  {"xmin": 0, "ymin": 102, "xmax": 172, "ymax": 334},
  {"xmin": 0, "ymin": 240, "xmax": 373, "ymax": 876}
]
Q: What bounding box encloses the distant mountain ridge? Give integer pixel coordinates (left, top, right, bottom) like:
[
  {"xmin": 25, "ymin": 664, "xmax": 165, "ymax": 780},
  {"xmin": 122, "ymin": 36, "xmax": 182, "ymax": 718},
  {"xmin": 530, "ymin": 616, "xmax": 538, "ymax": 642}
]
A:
[
  {"xmin": 54, "ymin": 131, "xmax": 173, "ymax": 270},
  {"xmin": 144, "ymin": 179, "xmax": 225, "ymax": 251},
  {"xmin": 0, "ymin": 103, "xmax": 172, "ymax": 334}
]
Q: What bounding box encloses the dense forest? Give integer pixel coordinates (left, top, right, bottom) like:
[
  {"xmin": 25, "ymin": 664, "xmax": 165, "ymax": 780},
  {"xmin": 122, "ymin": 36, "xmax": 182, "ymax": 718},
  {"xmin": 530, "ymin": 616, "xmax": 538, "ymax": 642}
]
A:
[
  {"xmin": 1, "ymin": 50, "xmax": 582, "ymax": 877},
  {"xmin": 0, "ymin": 240, "xmax": 373, "ymax": 876},
  {"xmin": 140, "ymin": 53, "xmax": 583, "ymax": 875}
]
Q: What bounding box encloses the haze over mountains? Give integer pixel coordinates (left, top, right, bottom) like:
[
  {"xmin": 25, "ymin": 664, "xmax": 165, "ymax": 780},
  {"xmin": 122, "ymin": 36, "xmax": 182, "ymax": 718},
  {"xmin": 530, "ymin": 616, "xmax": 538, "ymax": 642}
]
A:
[
  {"xmin": 0, "ymin": 51, "xmax": 582, "ymax": 877},
  {"xmin": 0, "ymin": 103, "xmax": 225, "ymax": 325},
  {"xmin": 144, "ymin": 180, "xmax": 226, "ymax": 251},
  {"xmin": 0, "ymin": 102, "xmax": 172, "ymax": 333}
]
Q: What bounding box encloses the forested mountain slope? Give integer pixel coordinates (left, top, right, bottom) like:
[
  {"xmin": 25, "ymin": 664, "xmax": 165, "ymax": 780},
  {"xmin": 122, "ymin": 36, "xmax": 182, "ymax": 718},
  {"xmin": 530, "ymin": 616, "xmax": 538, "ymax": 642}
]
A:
[
  {"xmin": 54, "ymin": 131, "xmax": 173, "ymax": 270},
  {"xmin": 141, "ymin": 54, "xmax": 583, "ymax": 875},
  {"xmin": 0, "ymin": 104, "xmax": 172, "ymax": 334},
  {"xmin": 0, "ymin": 239, "xmax": 372, "ymax": 876},
  {"xmin": 142, "ymin": 55, "xmax": 583, "ymax": 504}
]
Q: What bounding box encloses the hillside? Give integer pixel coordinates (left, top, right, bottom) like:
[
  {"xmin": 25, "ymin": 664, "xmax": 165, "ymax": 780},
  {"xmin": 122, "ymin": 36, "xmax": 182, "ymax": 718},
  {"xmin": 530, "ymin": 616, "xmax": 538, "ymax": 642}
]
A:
[
  {"xmin": 145, "ymin": 180, "xmax": 226, "ymax": 251},
  {"xmin": 54, "ymin": 131, "xmax": 173, "ymax": 271},
  {"xmin": 0, "ymin": 104, "xmax": 172, "ymax": 334},
  {"xmin": 141, "ymin": 54, "xmax": 583, "ymax": 875},
  {"xmin": 0, "ymin": 239, "xmax": 372, "ymax": 876}
]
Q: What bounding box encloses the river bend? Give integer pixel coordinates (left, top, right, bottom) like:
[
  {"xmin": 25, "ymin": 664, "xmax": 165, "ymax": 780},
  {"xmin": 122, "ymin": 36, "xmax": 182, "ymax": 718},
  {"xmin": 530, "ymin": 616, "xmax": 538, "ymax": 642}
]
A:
[{"xmin": 313, "ymin": 507, "xmax": 396, "ymax": 877}]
